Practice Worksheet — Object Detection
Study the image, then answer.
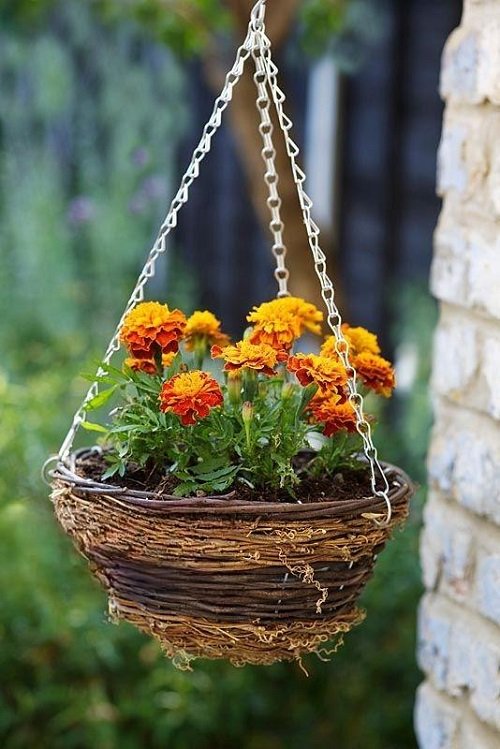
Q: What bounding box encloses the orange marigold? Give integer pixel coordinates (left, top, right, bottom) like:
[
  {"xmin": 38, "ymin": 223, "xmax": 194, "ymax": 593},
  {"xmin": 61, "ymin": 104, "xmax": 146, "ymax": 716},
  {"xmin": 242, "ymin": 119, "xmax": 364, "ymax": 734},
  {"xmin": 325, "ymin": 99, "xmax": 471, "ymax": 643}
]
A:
[
  {"xmin": 211, "ymin": 340, "xmax": 285, "ymax": 376},
  {"xmin": 246, "ymin": 299, "xmax": 302, "ymax": 351},
  {"xmin": 120, "ymin": 301, "xmax": 186, "ymax": 359},
  {"xmin": 309, "ymin": 393, "xmax": 358, "ymax": 437},
  {"xmin": 159, "ymin": 371, "xmax": 223, "ymax": 426},
  {"xmin": 353, "ymin": 351, "xmax": 395, "ymax": 397},
  {"xmin": 287, "ymin": 353, "xmax": 347, "ymax": 393},
  {"xmin": 125, "ymin": 351, "xmax": 176, "ymax": 374},
  {"xmin": 321, "ymin": 324, "xmax": 380, "ymax": 360},
  {"xmin": 184, "ymin": 310, "xmax": 229, "ymax": 351},
  {"xmin": 124, "ymin": 357, "xmax": 158, "ymax": 375}
]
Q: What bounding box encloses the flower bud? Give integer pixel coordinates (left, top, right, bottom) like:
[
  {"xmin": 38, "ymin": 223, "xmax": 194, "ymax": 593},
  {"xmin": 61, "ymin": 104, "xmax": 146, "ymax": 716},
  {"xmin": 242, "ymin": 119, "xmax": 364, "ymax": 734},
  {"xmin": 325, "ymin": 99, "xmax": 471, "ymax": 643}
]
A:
[
  {"xmin": 227, "ymin": 374, "xmax": 242, "ymax": 406},
  {"xmin": 241, "ymin": 400, "xmax": 254, "ymax": 424},
  {"xmin": 281, "ymin": 382, "xmax": 295, "ymax": 401},
  {"xmin": 193, "ymin": 335, "xmax": 207, "ymax": 359}
]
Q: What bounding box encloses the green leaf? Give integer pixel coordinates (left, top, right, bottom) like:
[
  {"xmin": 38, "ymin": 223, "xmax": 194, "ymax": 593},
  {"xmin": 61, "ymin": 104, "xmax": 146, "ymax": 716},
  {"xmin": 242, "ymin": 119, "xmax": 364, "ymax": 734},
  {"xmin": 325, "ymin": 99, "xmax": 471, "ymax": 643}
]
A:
[
  {"xmin": 83, "ymin": 386, "xmax": 117, "ymax": 412},
  {"xmin": 101, "ymin": 464, "xmax": 120, "ymax": 480},
  {"xmin": 191, "ymin": 457, "xmax": 230, "ymax": 476},
  {"xmin": 194, "ymin": 465, "xmax": 237, "ymax": 482},
  {"xmin": 173, "ymin": 482, "xmax": 196, "ymax": 497}
]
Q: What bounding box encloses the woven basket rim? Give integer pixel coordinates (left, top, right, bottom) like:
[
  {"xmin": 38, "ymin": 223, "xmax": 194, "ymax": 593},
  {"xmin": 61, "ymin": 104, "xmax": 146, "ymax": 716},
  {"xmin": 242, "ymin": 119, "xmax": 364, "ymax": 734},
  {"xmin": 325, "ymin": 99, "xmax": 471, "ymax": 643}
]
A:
[{"xmin": 50, "ymin": 446, "xmax": 414, "ymax": 520}]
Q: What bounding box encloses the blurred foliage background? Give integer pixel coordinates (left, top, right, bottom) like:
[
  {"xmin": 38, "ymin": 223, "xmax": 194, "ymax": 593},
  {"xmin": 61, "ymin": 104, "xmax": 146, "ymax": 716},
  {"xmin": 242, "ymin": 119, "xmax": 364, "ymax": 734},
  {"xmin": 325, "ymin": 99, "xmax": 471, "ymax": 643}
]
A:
[{"xmin": 0, "ymin": 1, "xmax": 437, "ymax": 747}]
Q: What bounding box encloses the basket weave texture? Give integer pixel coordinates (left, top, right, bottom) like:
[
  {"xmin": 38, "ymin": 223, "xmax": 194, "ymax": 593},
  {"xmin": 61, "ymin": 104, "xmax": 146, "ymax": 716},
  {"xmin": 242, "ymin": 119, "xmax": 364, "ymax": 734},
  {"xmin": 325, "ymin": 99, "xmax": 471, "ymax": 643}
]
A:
[{"xmin": 51, "ymin": 448, "xmax": 413, "ymax": 667}]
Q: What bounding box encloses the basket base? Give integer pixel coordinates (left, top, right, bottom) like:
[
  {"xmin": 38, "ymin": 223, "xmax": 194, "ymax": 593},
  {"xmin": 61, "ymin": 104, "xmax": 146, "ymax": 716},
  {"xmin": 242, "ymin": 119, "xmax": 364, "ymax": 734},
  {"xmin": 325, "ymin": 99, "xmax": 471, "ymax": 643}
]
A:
[{"xmin": 108, "ymin": 594, "xmax": 365, "ymax": 668}]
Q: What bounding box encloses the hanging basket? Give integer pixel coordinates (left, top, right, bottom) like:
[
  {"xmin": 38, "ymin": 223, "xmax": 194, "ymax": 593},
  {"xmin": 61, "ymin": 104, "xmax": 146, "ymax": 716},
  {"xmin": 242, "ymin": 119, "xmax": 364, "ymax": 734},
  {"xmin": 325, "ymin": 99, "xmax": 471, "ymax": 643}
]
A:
[
  {"xmin": 47, "ymin": 0, "xmax": 415, "ymax": 668},
  {"xmin": 51, "ymin": 448, "xmax": 412, "ymax": 667}
]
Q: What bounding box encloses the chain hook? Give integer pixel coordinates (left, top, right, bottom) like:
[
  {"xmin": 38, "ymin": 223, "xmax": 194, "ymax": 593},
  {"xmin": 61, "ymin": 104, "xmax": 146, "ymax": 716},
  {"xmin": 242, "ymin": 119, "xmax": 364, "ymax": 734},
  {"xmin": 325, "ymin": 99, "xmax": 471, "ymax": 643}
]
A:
[{"xmin": 250, "ymin": 0, "xmax": 267, "ymax": 30}]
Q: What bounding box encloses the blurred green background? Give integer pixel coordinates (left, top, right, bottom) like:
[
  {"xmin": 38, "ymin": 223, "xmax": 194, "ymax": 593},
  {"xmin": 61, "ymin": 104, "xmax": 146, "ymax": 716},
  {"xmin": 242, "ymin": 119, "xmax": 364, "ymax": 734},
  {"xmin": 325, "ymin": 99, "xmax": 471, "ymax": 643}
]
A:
[{"xmin": 0, "ymin": 1, "xmax": 439, "ymax": 747}]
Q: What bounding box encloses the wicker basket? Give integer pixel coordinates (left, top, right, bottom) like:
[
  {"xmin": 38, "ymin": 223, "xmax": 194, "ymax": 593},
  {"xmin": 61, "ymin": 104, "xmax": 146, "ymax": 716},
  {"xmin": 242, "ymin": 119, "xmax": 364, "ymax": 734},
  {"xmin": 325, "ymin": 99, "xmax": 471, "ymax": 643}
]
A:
[{"xmin": 50, "ymin": 447, "xmax": 413, "ymax": 668}]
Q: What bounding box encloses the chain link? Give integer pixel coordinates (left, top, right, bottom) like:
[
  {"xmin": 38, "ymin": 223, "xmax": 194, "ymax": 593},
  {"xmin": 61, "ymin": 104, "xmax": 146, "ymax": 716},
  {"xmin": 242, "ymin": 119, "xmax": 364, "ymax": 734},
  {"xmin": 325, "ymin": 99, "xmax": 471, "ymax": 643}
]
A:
[
  {"xmin": 257, "ymin": 27, "xmax": 392, "ymax": 524},
  {"xmin": 56, "ymin": 0, "xmax": 392, "ymax": 524},
  {"xmin": 250, "ymin": 24, "xmax": 289, "ymax": 297},
  {"xmin": 57, "ymin": 30, "xmax": 253, "ymax": 461}
]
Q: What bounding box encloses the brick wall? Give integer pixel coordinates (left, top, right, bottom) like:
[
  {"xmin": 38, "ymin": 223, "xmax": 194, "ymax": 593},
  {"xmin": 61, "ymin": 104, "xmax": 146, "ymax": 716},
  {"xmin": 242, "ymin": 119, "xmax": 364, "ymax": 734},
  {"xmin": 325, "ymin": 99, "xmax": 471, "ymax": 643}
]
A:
[{"xmin": 415, "ymin": 1, "xmax": 500, "ymax": 748}]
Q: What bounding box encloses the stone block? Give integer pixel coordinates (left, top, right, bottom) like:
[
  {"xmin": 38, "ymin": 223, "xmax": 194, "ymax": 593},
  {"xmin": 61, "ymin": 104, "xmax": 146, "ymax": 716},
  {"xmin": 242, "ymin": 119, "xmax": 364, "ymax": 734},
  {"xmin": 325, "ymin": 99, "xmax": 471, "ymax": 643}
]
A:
[
  {"xmin": 467, "ymin": 227, "xmax": 500, "ymax": 321},
  {"xmin": 428, "ymin": 402, "xmax": 500, "ymax": 524},
  {"xmin": 475, "ymin": 547, "xmax": 500, "ymax": 626},
  {"xmin": 469, "ymin": 637, "xmax": 500, "ymax": 730},
  {"xmin": 418, "ymin": 595, "xmax": 500, "ymax": 731},
  {"xmin": 415, "ymin": 682, "xmax": 461, "ymax": 749},
  {"xmin": 437, "ymin": 109, "xmax": 500, "ymax": 220},
  {"xmin": 441, "ymin": 28, "xmax": 481, "ymax": 105},
  {"xmin": 418, "ymin": 594, "xmax": 452, "ymax": 690},
  {"xmin": 431, "ymin": 308, "xmax": 500, "ymax": 419},
  {"xmin": 441, "ymin": 22, "xmax": 500, "ymax": 105},
  {"xmin": 431, "ymin": 216, "xmax": 500, "ymax": 321},
  {"xmin": 421, "ymin": 497, "xmax": 475, "ymax": 602},
  {"xmin": 437, "ymin": 118, "xmax": 469, "ymax": 195}
]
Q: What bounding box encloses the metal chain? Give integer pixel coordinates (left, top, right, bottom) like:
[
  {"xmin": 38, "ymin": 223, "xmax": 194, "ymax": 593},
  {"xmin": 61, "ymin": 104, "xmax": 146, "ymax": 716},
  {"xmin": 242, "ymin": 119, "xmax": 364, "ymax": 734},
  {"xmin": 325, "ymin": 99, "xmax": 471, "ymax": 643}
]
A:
[
  {"xmin": 257, "ymin": 26, "xmax": 392, "ymax": 525},
  {"xmin": 54, "ymin": 0, "xmax": 393, "ymax": 525},
  {"xmin": 56, "ymin": 29, "xmax": 254, "ymax": 462},
  {"xmin": 250, "ymin": 27, "xmax": 289, "ymax": 297}
]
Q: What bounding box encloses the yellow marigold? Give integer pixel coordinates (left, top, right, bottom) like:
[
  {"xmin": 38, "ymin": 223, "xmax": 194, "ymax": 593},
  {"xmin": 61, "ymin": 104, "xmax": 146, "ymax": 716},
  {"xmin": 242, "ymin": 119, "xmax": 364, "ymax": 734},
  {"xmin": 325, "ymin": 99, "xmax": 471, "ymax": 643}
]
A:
[
  {"xmin": 211, "ymin": 340, "xmax": 286, "ymax": 377},
  {"xmin": 287, "ymin": 353, "xmax": 347, "ymax": 394},
  {"xmin": 342, "ymin": 324, "xmax": 380, "ymax": 356},
  {"xmin": 247, "ymin": 303, "xmax": 300, "ymax": 351},
  {"xmin": 124, "ymin": 357, "xmax": 158, "ymax": 375},
  {"xmin": 277, "ymin": 296, "xmax": 323, "ymax": 335},
  {"xmin": 247, "ymin": 297, "xmax": 323, "ymax": 351},
  {"xmin": 309, "ymin": 393, "xmax": 358, "ymax": 437},
  {"xmin": 159, "ymin": 370, "xmax": 223, "ymax": 426},
  {"xmin": 184, "ymin": 310, "xmax": 229, "ymax": 351},
  {"xmin": 353, "ymin": 352, "xmax": 395, "ymax": 397},
  {"xmin": 120, "ymin": 301, "xmax": 186, "ymax": 359},
  {"xmin": 321, "ymin": 324, "xmax": 380, "ymax": 360}
]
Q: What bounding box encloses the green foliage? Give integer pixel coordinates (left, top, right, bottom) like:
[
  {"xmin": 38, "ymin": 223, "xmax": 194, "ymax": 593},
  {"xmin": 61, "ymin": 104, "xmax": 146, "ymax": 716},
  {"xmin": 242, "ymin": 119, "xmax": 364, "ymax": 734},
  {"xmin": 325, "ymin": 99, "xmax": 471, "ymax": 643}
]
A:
[
  {"xmin": 0, "ymin": 0, "xmax": 186, "ymax": 364},
  {"xmin": 299, "ymin": 0, "xmax": 349, "ymax": 53},
  {"xmin": 97, "ymin": 0, "xmax": 231, "ymax": 57},
  {"xmin": 5, "ymin": 0, "xmax": 373, "ymax": 62},
  {"xmin": 88, "ymin": 355, "xmax": 361, "ymax": 495},
  {"xmin": 0, "ymin": 0, "xmax": 54, "ymax": 28}
]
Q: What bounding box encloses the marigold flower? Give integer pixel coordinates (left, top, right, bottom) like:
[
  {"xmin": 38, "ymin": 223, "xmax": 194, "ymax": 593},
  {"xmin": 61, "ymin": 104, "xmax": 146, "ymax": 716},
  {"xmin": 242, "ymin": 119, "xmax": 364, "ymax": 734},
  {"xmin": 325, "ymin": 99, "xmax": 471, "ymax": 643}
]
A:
[
  {"xmin": 159, "ymin": 370, "xmax": 223, "ymax": 426},
  {"xmin": 120, "ymin": 301, "xmax": 186, "ymax": 359},
  {"xmin": 309, "ymin": 393, "xmax": 358, "ymax": 437},
  {"xmin": 321, "ymin": 324, "xmax": 380, "ymax": 360},
  {"xmin": 277, "ymin": 296, "xmax": 323, "ymax": 335},
  {"xmin": 247, "ymin": 299, "xmax": 301, "ymax": 351},
  {"xmin": 287, "ymin": 353, "xmax": 348, "ymax": 394},
  {"xmin": 124, "ymin": 351, "xmax": 176, "ymax": 375},
  {"xmin": 184, "ymin": 310, "xmax": 229, "ymax": 351},
  {"xmin": 211, "ymin": 340, "xmax": 285, "ymax": 377},
  {"xmin": 124, "ymin": 357, "xmax": 158, "ymax": 375},
  {"xmin": 353, "ymin": 352, "xmax": 395, "ymax": 397},
  {"xmin": 342, "ymin": 324, "xmax": 380, "ymax": 356}
]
